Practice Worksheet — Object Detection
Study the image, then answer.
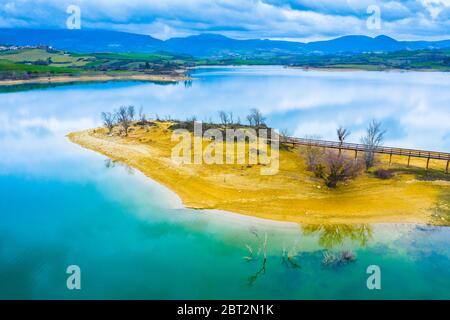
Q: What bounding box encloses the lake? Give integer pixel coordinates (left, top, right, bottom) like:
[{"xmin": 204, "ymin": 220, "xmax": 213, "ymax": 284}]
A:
[{"xmin": 0, "ymin": 66, "xmax": 449, "ymax": 299}]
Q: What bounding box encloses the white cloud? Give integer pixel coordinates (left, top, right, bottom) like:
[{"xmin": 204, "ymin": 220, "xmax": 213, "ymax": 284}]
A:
[{"xmin": 0, "ymin": 0, "xmax": 449, "ymax": 40}]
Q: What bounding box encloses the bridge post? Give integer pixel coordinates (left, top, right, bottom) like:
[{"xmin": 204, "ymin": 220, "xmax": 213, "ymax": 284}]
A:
[{"xmin": 446, "ymin": 160, "xmax": 449, "ymax": 174}]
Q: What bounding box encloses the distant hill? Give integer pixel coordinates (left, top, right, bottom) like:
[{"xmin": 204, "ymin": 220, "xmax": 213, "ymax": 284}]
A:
[
  {"xmin": 164, "ymin": 33, "xmax": 305, "ymax": 57},
  {"xmin": 303, "ymin": 35, "xmax": 450, "ymax": 53},
  {"xmin": 1, "ymin": 28, "xmax": 450, "ymax": 57}
]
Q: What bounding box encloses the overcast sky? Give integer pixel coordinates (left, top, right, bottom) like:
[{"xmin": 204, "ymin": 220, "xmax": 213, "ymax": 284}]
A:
[{"xmin": 0, "ymin": 0, "xmax": 449, "ymax": 41}]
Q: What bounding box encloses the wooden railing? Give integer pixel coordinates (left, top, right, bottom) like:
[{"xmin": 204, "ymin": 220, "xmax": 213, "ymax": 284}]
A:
[{"xmin": 279, "ymin": 136, "xmax": 450, "ymax": 173}]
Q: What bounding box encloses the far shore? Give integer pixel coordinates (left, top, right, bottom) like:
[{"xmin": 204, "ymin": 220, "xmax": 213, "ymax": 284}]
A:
[
  {"xmin": 0, "ymin": 73, "xmax": 191, "ymax": 86},
  {"xmin": 289, "ymin": 66, "xmax": 449, "ymax": 73},
  {"xmin": 191, "ymin": 65, "xmax": 449, "ymax": 73}
]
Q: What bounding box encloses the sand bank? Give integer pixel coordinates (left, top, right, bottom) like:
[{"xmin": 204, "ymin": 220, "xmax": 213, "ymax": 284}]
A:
[
  {"xmin": 68, "ymin": 122, "xmax": 449, "ymax": 225},
  {"xmin": 0, "ymin": 74, "xmax": 190, "ymax": 86}
]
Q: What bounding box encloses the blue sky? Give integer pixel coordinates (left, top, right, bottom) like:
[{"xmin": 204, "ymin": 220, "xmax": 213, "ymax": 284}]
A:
[{"xmin": 0, "ymin": 0, "xmax": 449, "ymax": 41}]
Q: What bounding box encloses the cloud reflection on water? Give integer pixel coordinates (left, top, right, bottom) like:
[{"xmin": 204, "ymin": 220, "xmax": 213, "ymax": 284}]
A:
[{"xmin": 0, "ymin": 66, "xmax": 449, "ymax": 179}]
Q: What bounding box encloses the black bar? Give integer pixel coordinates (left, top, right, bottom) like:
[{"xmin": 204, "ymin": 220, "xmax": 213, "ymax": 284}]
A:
[{"xmin": 0, "ymin": 300, "xmax": 445, "ymax": 318}]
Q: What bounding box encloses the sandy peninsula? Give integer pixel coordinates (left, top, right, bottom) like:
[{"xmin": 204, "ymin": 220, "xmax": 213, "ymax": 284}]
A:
[
  {"xmin": 0, "ymin": 73, "xmax": 190, "ymax": 86},
  {"xmin": 68, "ymin": 122, "xmax": 450, "ymax": 225}
]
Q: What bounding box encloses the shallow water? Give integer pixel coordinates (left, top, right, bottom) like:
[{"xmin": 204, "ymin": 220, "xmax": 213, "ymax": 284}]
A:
[{"xmin": 0, "ymin": 67, "xmax": 449, "ymax": 299}]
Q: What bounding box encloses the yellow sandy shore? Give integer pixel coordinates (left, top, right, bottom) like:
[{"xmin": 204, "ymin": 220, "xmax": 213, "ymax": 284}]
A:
[
  {"xmin": 68, "ymin": 122, "xmax": 450, "ymax": 225},
  {"xmin": 0, "ymin": 74, "xmax": 190, "ymax": 86}
]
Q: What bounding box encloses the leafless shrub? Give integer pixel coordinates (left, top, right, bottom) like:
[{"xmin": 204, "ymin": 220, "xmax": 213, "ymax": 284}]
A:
[
  {"xmin": 302, "ymin": 135, "xmax": 325, "ymax": 172},
  {"xmin": 374, "ymin": 168, "xmax": 393, "ymax": 179},
  {"xmin": 304, "ymin": 146, "xmax": 324, "ymax": 173},
  {"xmin": 322, "ymin": 151, "xmax": 362, "ymax": 188}
]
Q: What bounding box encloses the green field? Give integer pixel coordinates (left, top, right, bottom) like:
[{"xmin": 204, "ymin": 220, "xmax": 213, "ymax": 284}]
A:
[
  {"xmin": 0, "ymin": 48, "xmax": 92, "ymax": 67},
  {"xmin": 0, "ymin": 47, "xmax": 449, "ymax": 81},
  {"xmin": 0, "ymin": 48, "xmax": 193, "ymax": 80},
  {"xmin": 208, "ymin": 49, "xmax": 450, "ymax": 71}
]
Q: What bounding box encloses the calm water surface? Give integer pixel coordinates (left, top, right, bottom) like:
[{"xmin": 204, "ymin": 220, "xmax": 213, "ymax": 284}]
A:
[{"xmin": 0, "ymin": 67, "xmax": 449, "ymax": 299}]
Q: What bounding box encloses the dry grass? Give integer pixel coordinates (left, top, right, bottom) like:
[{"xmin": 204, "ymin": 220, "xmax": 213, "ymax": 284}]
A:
[{"xmin": 68, "ymin": 122, "xmax": 450, "ymax": 225}]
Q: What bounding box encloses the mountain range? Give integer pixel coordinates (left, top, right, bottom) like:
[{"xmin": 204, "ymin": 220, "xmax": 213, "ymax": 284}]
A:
[{"xmin": 1, "ymin": 28, "xmax": 450, "ymax": 57}]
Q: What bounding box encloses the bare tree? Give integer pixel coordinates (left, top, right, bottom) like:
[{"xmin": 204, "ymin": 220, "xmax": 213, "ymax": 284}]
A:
[
  {"xmin": 337, "ymin": 126, "xmax": 350, "ymax": 146},
  {"xmin": 246, "ymin": 114, "xmax": 254, "ymax": 126},
  {"xmin": 116, "ymin": 106, "xmax": 131, "ymax": 136},
  {"xmin": 186, "ymin": 115, "xmax": 197, "ymax": 122},
  {"xmin": 337, "ymin": 126, "xmax": 351, "ymax": 156},
  {"xmin": 361, "ymin": 120, "xmax": 385, "ymax": 170},
  {"xmin": 246, "ymin": 108, "xmax": 266, "ymax": 127},
  {"xmin": 138, "ymin": 106, "xmax": 146, "ymax": 123},
  {"xmin": 279, "ymin": 128, "xmax": 291, "ymax": 142},
  {"xmin": 127, "ymin": 105, "xmax": 135, "ymax": 121},
  {"xmin": 101, "ymin": 112, "xmax": 116, "ymax": 135},
  {"xmin": 218, "ymin": 110, "xmax": 231, "ymax": 125},
  {"xmin": 228, "ymin": 111, "xmax": 234, "ymax": 125}
]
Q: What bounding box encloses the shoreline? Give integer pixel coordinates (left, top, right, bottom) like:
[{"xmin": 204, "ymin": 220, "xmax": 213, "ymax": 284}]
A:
[
  {"xmin": 67, "ymin": 123, "xmax": 449, "ymax": 226},
  {"xmin": 0, "ymin": 73, "xmax": 191, "ymax": 86},
  {"xmin": 191, "ymin": 65, "xmax": 449, "ymax": 73},
  {"xmin": 289, "ymin": 66, "xmax": 449, "ymax": 73}
]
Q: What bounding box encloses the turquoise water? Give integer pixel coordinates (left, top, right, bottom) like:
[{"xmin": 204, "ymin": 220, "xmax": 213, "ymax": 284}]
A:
[{"xmin": 0, "ymin": 67, "xmax": 449, "ymax": 299}]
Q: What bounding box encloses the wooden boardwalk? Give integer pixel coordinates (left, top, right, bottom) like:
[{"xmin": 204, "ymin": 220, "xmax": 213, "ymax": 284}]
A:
[{"xmin": 281, "ymin": 136, "xmax": 450, "ymax": 173}]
